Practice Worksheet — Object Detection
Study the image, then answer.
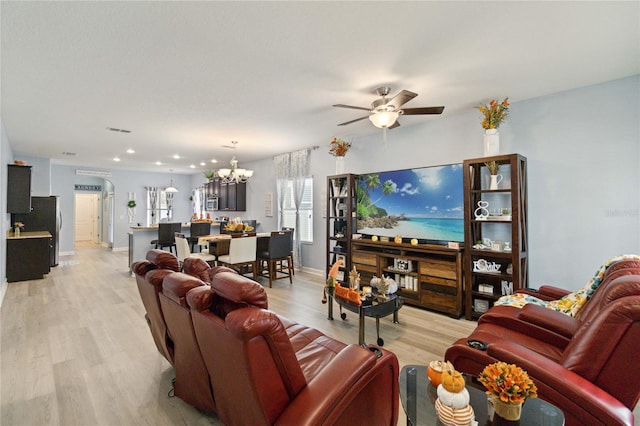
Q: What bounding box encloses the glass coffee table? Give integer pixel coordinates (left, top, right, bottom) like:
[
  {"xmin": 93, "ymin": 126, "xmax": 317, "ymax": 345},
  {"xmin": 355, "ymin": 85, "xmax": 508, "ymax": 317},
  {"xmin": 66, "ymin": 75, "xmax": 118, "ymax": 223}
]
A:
[
  {"xmin": 399, "ymin": 365, "xmax": 564, "ymax": 425},
  {"xmin": 325, "ymin": 287, "xmax": 403, "ymax": 346}
]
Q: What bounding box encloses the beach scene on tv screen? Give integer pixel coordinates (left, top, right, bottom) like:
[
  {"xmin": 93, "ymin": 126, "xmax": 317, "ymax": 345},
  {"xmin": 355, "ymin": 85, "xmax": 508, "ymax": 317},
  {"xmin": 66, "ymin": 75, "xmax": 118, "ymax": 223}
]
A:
[{"xmin": 357, "ymin": 164, "xmax": 464, "ymax": 242}]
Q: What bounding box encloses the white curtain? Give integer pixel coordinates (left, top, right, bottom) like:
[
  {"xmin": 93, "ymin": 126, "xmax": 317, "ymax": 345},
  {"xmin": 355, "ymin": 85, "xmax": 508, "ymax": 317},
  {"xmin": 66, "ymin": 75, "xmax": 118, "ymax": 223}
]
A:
[
  {"xmin": 146, "ymin": 186, "xmax": 160, "ymax": 225},
  {"xmin": 273, "ymin": 153, "xmax": 289, "ymax": 228},
  {"xmin": 273, "ymin": 148, "xmax": 311, "ymax": 270}
]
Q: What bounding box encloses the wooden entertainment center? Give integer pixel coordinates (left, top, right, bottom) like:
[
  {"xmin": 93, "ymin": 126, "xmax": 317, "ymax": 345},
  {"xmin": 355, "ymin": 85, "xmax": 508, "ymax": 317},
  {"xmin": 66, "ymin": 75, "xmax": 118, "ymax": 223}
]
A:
[{"xmin": 351, "ymin": 240, "xmax": 464, "ymax": 317}]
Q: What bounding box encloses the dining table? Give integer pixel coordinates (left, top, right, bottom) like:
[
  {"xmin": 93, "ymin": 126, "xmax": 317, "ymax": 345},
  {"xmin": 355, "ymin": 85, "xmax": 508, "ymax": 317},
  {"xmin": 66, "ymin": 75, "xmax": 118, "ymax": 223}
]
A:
[{"xmin": 197, "ymin": 232, "xmax": 271, "ymax": 257}]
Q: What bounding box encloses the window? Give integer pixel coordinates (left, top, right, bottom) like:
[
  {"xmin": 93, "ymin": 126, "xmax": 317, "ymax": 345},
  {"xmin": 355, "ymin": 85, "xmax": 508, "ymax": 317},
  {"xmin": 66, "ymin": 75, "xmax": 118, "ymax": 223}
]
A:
[
  {"xmin": 281, "ymin": 177, "xmax": 313, "ymax": 242},
  {"xmin": 146, "ymin": 189, "xmax": 175, "ymax": 225}
]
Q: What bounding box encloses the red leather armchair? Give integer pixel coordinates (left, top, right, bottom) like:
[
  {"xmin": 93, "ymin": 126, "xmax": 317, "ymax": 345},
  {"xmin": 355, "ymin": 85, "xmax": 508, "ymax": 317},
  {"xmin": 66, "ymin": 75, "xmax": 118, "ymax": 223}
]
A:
[
  {"xmin": 159, "ymin": 272, "xmax": 215, "ymax": 414},
  {"xmin": 478, "ymin": 273, "xmax": 640, "ymax": 350},
  {"xmin": 132, "ymin": 249, "xmax": 180, "ymax": 365},
  {"xmin": 181, "ymin": 257, "xmax": 237, "ymax": 284},
  {"xmin": 445, "ymin": 296, "xmax": 640, "ymax": 425},
  {"xmin": 187, "ymin": 271, "xmax": 400, "ymax": 425}
]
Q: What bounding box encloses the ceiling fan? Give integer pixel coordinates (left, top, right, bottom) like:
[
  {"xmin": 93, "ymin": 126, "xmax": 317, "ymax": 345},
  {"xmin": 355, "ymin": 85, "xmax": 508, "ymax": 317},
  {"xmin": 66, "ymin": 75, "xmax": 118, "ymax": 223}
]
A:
[{"xmin": 333, "ymin": 86, "xmax": 444, "ymax": 129}]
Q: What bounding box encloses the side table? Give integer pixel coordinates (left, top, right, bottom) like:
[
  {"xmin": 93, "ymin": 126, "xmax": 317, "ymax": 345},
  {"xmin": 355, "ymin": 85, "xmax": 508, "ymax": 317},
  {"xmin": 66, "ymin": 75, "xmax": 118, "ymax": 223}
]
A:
[{"xmin": 399, "ymin": 365, "xmax": 564, "ymax": 425}]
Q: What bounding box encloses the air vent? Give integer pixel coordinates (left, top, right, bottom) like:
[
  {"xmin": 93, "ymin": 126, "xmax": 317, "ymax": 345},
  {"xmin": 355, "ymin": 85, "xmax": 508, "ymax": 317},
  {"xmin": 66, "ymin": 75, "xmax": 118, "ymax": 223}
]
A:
[
  {"xmin": 62, "ymin": 152, "xmax": 77, "ymax": 156},
  {"xmin": 106, "ymin": 127, "xmax": 131, "ymax": 133}
]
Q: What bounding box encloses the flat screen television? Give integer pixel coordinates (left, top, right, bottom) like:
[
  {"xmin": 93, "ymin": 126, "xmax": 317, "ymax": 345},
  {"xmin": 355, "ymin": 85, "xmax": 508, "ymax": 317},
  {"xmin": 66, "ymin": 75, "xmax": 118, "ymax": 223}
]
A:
[{"xmin": 356, "ymin": 163, "xmax": 464, "ymax": 244}]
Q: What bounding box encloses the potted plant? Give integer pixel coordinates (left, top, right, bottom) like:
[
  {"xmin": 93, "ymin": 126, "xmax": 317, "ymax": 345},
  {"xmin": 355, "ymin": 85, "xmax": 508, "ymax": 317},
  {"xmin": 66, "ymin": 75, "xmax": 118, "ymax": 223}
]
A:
[
  {"xmin": 484, "ymin": 161, "xmax": 500, "ymax": 175},
  {"xmin": 329, "ymin": 138, "xmax": 351, "ymax": 174},
  {"xmin": 204, "ymin": 170, "xmax": 215, "ymax": 181},
  {"xmin": 478, "ymin": 361, "xmax": 537, "ymax": 421},
  {"xmin": 478, "ymin": 97, "xmax": 509, "ymax": 156}
]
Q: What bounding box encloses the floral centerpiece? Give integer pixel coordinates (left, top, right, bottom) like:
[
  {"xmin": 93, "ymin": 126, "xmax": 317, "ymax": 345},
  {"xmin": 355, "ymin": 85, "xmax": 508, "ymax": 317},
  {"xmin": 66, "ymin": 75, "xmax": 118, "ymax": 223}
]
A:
[
  {"xmin": 478, "ymin": 98, "xmax": 509, "ymax": 130},
  {"xmin": 328, "ymin": 138, "xmax": 351, "ymax": 157},
  {"xmin": 224, "ymin": 220, "xmax": 254, "ymax": 233},
  {"xmin": 478, "ymin": 361, "xmax": 537, "ymax": 421}
]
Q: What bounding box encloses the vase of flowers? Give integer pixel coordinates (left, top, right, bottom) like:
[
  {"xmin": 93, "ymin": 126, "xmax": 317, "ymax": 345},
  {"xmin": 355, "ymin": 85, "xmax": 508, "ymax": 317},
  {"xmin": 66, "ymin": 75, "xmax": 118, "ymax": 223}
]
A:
[
  {"xmin": 478, "ymin": 361, "xmax": 537, "ymax": 421},
  {"xmin": 329, "ymin": 138, "xmax": 351, "ymax": 174},
  {"xmin": 14, "ymin": 221, "xmax": 24, "ymax": 236},
  {"xmin": 478, "ymin": 98, "xmax": 509, "ymax": 156}
]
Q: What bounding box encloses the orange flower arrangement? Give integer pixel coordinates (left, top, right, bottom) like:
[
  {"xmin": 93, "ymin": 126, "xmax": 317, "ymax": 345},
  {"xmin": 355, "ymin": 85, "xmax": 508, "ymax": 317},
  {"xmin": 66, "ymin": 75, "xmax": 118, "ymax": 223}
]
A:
[
  {"xmin": 478, "ymin": 97, "xmax": 509, "ymax": 129},
  {"xmin": 329, "ymin": 138, "xmax": 351, "ymax": 157},
  {"xmin": 478, "ymin": 362, "xmax": 537, "ymax": 404},
  {"xmin": 224, "ymin": 221, "xmax": 254, "ymax": 232}
]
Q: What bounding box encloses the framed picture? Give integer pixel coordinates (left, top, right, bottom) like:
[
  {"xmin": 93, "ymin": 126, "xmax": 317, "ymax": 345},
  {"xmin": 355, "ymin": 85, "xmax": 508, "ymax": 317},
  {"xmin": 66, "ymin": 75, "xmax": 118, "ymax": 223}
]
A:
[
  {"xmin": 336, "ymin": 254, "xmax": 346, "ymax": 265},
  {"xmin": 394, "ymin": 259, "xmax": 412, "ymax": 272}
]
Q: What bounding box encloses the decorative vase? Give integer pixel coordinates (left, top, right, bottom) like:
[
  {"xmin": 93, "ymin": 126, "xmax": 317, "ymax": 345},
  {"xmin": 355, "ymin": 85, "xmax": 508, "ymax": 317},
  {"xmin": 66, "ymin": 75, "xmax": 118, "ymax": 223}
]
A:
[
  {"xmin": 335, "ymin": 156, "xmax": 345, "ymax": 174},
  {"xmin": 483, "ymin": 129, "xmax": 500, "ymax": 156},
  {"xmin": 492, "ymin": 395, "xmax": 522, "ymax": 421},
  {"xmin": 489, "ymin": 174, "xmax": 503, "ymax": 190},
  {"xmin": 14, "ymin": 227, "xmax": 20, "ymax": 236}
]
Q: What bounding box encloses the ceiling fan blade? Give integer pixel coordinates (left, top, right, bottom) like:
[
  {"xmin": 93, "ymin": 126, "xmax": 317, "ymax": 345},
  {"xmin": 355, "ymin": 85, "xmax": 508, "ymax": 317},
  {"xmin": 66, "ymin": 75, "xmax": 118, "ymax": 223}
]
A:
[
  {"xmin": 337, "ymin": 116, "xmax": 369, "ymax": 126},
  {"xmin": 402, "ymin": 106, "xmax": 445, "ymax": 115},
  {"xmin": 333, "ymin": 104, "xmax": 371, "ymax": 111},
  {"xmin": 389, "ymin": 120, "xmax": 401, "ymax": 129},
  {"xmin": 387, "ymin": 90, "xmax": 418, "ymax": 109}
]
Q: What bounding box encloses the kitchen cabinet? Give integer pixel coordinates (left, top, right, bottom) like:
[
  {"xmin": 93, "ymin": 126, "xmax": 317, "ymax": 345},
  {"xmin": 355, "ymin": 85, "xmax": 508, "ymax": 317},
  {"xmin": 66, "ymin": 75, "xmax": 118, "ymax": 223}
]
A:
[
  {"xmin": 204, "ymin": 178, "xmax": 245, "ymax": 211},
  {"xmin": 7, "ymin": 164, "xmax": 32, "ymax": 213},
  {"xmin": 6, "ymin": 232, "xmax": 51, "ymax": 282}
]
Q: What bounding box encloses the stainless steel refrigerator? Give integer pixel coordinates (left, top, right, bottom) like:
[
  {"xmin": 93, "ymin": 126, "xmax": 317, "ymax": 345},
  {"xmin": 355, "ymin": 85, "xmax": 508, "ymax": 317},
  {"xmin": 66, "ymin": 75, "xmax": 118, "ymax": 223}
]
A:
[{"xmin": 12, "ymin": 196, "xmax": 61, "ymax": 267}]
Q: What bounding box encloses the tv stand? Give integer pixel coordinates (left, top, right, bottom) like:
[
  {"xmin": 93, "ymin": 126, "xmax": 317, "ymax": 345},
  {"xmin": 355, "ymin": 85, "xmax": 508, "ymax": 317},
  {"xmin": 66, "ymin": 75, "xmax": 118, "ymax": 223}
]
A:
[{"xmin": 351, "ymin": 239, "xmax": 464, "ymax": 317}]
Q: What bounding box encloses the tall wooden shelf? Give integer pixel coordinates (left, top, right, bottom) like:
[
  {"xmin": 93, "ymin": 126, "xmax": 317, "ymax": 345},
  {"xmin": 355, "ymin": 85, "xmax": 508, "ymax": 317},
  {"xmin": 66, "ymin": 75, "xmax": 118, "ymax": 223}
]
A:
[
  {"xmin": 325, "ymin": 174, "xmax": 357, "ymax": 285},
  {"xmin": 463, "ymin": 153, "xmax": 528, "ymax": 320}
]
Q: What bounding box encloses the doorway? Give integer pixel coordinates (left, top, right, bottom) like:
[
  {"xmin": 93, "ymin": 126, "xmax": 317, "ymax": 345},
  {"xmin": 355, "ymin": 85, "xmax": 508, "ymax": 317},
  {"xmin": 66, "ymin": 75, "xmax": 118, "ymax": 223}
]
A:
[{"xmin": 75, "ymin": 193, "xmax": 100, "ymax": 243}]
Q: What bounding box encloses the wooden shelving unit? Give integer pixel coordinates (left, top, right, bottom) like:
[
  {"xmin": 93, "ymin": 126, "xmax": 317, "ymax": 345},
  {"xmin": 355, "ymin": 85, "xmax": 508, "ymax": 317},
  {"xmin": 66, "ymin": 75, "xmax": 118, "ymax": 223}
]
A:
[
  {"xmin": 325, "ymin": 174, "xmax": 357, "ymax": 285},
  {"xmin": 351, "ymin": 239, "xmax": 464, "ymax": 317},
  {"xmin": 463, "ymin": 153, "xmax": 528, "ymax": 320}
]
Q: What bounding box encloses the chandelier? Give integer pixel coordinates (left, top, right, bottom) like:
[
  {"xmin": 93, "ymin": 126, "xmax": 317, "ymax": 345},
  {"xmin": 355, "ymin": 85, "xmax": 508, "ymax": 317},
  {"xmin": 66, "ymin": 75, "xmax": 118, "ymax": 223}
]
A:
[
  {"xmin": 218, "ymin": 156, "xmax": 254, "ymax": 183},
  {"xmin": 165, "ymin": 169, "xmax": 178, "ymax": 193}
]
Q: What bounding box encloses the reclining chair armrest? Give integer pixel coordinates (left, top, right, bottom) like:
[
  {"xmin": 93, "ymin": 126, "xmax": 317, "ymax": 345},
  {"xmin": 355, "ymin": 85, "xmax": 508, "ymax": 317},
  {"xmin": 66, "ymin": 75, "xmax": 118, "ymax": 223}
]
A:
[
  {"xmin": 276, "ymin": 345, "xmax": 399, "ymax": 426},
  {"xmin": 487, "ymin": 340, "xmax": 633, "ymax": 426},
  {"xmin": 517, "ymin": 304, "xmax": 580, "ymax": 339},
  {"xmin": 515, "ymin": 285, "xmax": 571, "ymax": 301}
]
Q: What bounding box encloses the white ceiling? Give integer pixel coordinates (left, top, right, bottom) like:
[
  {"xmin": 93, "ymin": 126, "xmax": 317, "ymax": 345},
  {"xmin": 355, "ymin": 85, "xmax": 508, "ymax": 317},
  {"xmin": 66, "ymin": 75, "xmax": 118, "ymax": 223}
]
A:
[{"xmin": 2, "ymin": 1, "xmax": 638, "ymax": 174}]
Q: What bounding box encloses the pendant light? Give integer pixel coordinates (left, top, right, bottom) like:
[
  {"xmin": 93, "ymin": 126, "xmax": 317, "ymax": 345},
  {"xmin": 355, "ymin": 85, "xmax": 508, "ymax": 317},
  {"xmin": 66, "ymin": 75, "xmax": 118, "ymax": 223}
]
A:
[{"xmin": 165, "ymin": 169, "xmax": 178, "ymax": 193}]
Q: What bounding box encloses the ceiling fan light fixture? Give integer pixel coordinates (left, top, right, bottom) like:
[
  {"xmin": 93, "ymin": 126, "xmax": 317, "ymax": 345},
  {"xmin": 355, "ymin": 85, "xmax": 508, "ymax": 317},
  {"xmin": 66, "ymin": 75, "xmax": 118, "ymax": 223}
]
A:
[{"xmin": 369, "ymin": 110, "xmax": 400, "ymax": 128}]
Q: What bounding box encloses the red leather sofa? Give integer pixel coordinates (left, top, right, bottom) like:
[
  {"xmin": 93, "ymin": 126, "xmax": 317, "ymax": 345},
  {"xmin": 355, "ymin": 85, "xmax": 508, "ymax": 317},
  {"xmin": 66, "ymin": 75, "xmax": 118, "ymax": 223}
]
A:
[
  {"xmin": 445, "ymin": 276, "xmax": 640, "ymax": 426},
  {"xmin": 134, "ymin": 252, "xmax": 400, "ymax": 424}
]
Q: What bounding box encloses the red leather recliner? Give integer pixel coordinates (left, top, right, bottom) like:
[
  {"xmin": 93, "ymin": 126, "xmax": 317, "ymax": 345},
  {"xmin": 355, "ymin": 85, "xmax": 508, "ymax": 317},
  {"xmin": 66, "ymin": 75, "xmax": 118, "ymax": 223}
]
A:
[
  {"xmin": 478, "ymin": 273, "xmax": 640, "ymax": 350},
  {"xmin": 181, "ymin": 257, "xmax": 236, "ymax": 284},
  {"xmin": 132, "ymin": 249, "xmax": 180, "ymax": 365},
  {"xmin": 159, "ymin": 272, "xmax": 215, "ymax": 413},
  {"xmin": 187, "ymin": 271, "xmax": 400, "ymax": 425},
  {"xmin": 445, "ymin": 295, "xmax": 640, "ymax": 425}
]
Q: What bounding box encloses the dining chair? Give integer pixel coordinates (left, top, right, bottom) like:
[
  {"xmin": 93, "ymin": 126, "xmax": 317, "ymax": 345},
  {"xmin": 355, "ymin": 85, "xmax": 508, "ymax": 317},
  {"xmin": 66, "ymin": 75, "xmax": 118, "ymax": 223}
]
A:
[
  {"xmin": 281, "ymin": 227, "xmax": 295, "ymax": 275},
  {"xmin": 257, "ymin": 231, "xmax": 293, "ymax": 287},
  {"xmin": 150, "ymin": 222, "xmax": 182, "ymax": 254},
  {"xmin": 216, "ymin": 234, "xmax": 258, "ymax": 279},
  {"xmin": 174, "ymin": 234, "xmax": 217, "ymax": 269},
  {"xmin": 188, "ymin": 222, "xmax": 211, "ymax": 252}
]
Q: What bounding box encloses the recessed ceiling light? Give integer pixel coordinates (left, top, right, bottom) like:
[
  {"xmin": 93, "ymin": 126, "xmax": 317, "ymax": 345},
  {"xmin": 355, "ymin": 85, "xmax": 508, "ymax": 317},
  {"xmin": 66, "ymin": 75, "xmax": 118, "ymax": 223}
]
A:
[
  {"xmin": 211, "ymin": 159, "xmax": 218, "ymax": 164},
  {"xmin": 126, "ymin": 149, "xmax": 135, "ymax": 154},
  {"xmin": 189, "ymin": 164, "xmax": 195, "ymax": 169},
  {"xmin": 155, "ymin": 161, "xmax": 162, "ymax": 166},
  {"xmin": 106, "ymin": 127, "xmax": 131, "ymax": 133},
  {"xmin": 113, "ymin": 157, "xmax": 121, "ymax": 162},
  {"xmin": 173, "ymin": 154, "xmax": 180, "ymax": 159},
  {"xmin": 200, "ymin": 162, "xmax": 206, "ymax": 166}
]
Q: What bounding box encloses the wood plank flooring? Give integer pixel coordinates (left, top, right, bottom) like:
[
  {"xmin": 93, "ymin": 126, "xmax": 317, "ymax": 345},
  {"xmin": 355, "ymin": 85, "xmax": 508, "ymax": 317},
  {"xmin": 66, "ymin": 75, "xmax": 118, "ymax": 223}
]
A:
[{"xmin": 1, "ymin": 244, "xmax": 476, "ymax": 425}]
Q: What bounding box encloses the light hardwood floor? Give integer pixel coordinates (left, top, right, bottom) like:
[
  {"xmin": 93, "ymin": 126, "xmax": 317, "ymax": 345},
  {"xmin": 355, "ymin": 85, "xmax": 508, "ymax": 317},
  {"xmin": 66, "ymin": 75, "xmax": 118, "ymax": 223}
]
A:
[{"xmin": 1, "ymin": 244, "xmax": 476, "ymax": 425}]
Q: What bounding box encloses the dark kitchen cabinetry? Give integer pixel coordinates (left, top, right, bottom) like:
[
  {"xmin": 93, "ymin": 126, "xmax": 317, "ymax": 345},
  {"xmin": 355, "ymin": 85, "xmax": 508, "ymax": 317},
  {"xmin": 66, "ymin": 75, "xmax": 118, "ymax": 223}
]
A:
[
  {"xmin": 205, "ymin": 178, "xmax": 246, "ymax": 211},
  {"xmin": 7, "ymin": 164, "xmax": 32, "ymax": 213},
  {"xmin": 7, "ymin": 233, "xmax": 51, "ymax": 282}
]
